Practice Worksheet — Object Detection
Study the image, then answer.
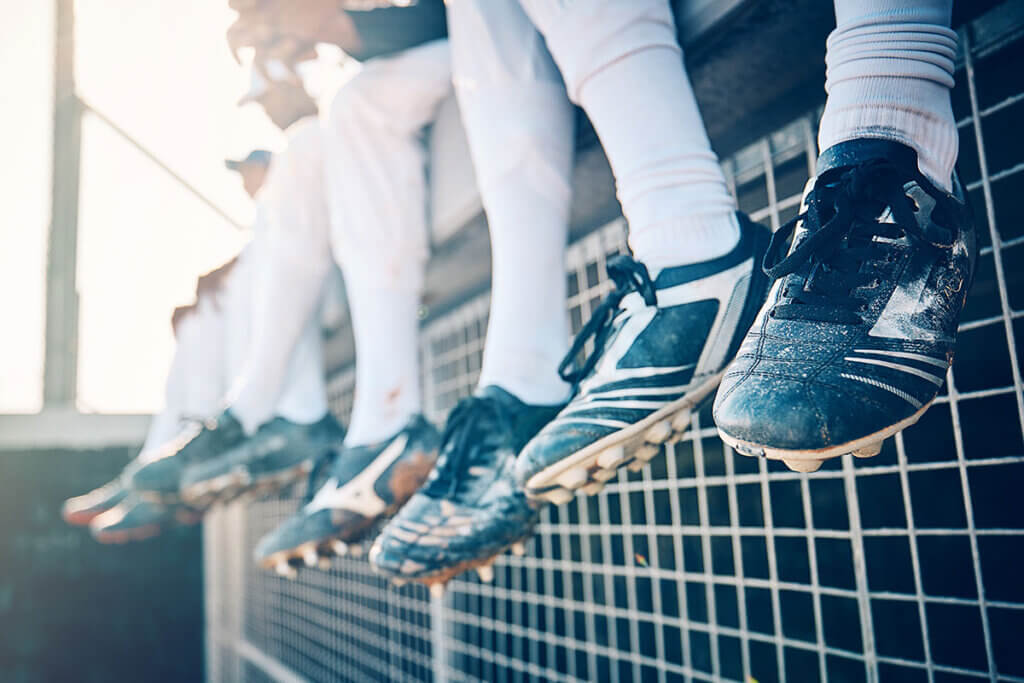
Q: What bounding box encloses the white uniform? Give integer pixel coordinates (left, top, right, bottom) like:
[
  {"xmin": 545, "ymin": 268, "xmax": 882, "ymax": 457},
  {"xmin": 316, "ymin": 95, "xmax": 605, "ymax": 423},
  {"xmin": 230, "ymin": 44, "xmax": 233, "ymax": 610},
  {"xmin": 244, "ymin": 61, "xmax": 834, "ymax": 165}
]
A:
[{"xmin": 321, "ymin": 39, "xmax": 454, "ymax": 445}]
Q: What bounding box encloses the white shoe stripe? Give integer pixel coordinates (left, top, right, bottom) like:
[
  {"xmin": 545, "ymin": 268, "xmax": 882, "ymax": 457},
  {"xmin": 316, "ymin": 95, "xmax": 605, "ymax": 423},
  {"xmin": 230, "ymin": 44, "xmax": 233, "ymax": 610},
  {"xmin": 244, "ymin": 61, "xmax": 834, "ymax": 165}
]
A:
[
  {"xmin": 841, "ymin": 373, "xmax": 924, "ymax": 409},
  {"xmin": 552, "ymin": 417, "xmax": 632, "ymax": 430},
  {"xmin": 845, "ymin": 356, "xmax": 944, "ymax": 386},
  {"xmin": 305, "ymin": 433, "xmax": 409, "ymax": 515},
  {"xmin": 562, "ymin": 400, "xmax": 666, "ymax": 414},
  {"xmin": 583, "ymin": 385, "xmax": 692, "ymax": 400},
  {"xmin": 853, "ymin": 348, "xmax": 948, "ymax": 369}
]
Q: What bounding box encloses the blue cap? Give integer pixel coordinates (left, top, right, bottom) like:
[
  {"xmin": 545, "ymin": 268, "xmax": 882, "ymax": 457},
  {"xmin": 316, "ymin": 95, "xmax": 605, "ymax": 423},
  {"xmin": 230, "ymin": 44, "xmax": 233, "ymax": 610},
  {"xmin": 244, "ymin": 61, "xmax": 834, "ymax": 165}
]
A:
[{"xmin": 225, "ymin": 149, "xmax": 272, "ymax": 171}]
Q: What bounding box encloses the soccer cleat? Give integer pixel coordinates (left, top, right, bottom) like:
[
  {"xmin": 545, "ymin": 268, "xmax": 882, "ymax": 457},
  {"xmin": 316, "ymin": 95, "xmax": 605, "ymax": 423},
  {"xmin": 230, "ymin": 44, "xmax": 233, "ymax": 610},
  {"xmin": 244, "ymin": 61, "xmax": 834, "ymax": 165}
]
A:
[
  {"xmin": 369, "ymin": 387, "xmax": 561, "ymax": 589},
  {"xmin": 253, "ymin": 414, "xmax": 439, "ymax": 571},
  {"xmin": 89, "ymin": 493, "xmax": 202, "ymax": 544},
  {"xmin": 179, "ymin": 413, "xmax": 344, "ymax": 508},
  {"xmin": 714, "ymin": 140, "xmax": 975, "ymax": 472},
  {"xmin": 62, "ymin": 477, "xmax": 129, "ymax": 526},
  {"xmin": 124, "ymin": 411, "xmax": 246, "ymax": 503},
  {"xmin": 515, "ymin": 214, "xmax": 772, "ymax": 504}
]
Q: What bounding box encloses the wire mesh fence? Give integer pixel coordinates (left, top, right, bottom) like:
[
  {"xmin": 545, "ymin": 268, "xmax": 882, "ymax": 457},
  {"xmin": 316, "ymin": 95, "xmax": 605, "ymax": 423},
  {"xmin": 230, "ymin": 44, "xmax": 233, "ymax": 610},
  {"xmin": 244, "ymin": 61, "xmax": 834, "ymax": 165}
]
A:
[{"xmin": 205, "ymin": 6, "xmax": 1024, "ymax": 681}]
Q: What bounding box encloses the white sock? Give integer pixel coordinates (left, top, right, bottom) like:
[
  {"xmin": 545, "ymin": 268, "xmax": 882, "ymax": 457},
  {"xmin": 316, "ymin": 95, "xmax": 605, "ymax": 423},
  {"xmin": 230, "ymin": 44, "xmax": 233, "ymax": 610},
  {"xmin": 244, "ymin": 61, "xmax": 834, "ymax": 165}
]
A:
[
  {"xmin": 448, "ymin": 0, "xmax": 576, "ymax": 406},
  {"xmin": 342, "ymin": 268, "xmax": 423, "ymax": 447},
  {"xmin": 228, "ymin": 248, "xmax": 332, "ymax": 433},
  {"xmin": 476, "ymin": 169, "xmax": 574, "ymax": 405},
  {"xmin": 522, "ymin": 0, "xmax": 739, "ymax": 276},
  {"xmin": 820, "ymin": 0, "xmax": 957, "ymax": 190}
]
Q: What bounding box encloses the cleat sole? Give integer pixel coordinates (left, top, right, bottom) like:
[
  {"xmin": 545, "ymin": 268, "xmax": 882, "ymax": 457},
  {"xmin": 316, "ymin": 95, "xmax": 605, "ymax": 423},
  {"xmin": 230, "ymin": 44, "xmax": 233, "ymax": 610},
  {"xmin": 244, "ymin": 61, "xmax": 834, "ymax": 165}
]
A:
[
  {"xmin": 525, "ymin": 372, "xmax": 723, "ymax": 503},
  {"xmin": 718, "ymin": 400, "xmax": 933, "ymax": 471}
]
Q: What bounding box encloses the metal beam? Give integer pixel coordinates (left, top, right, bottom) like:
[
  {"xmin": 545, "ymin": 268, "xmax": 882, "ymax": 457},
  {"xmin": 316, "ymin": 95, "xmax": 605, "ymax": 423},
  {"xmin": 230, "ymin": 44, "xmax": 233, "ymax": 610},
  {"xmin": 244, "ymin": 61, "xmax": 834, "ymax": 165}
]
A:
[{"xmin": 43, "ymin": 0, "xmax": 81, "ymax": 407}]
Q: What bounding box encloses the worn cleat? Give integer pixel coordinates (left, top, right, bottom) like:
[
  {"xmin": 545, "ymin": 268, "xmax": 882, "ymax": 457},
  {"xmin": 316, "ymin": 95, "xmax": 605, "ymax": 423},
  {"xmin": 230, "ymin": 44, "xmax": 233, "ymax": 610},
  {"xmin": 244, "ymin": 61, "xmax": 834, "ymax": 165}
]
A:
[
  {"xmin": 317, "ymin": 556, "xmax": 333, "ymax": 570},
  {"xmin": 592, "ymin": 469, "xmax": 618, "ymax": 483},
  {"xmin": 253, "ymin": 414, "xmax": 439, "ymax": 571},
  {"xmin": 63, "ymin": 478, "xmax": 129, "ymax": 527},
  {"xmin": 581, "ymin": 481, "xmax": 605, "ymax": 496},
  {"xmin": 476, "ymin": 565, "xmax": 494, "ymax": 583},
  {"xmin": 181, "ymin": 413, "xmax": 343, "ymax": 508},
  {"xmin": 349, "ymin": 543, "xmax": 363, "ymax": 558},
  {"xmin": 634, "ymin": 444, "xmax": 660, "ymax": 462},
  {"xmin": 429, "ymin": 582, "xmax": 446, "ymax": 599},
  {"xmin": 715, "ymin": 140, "xmax": 975, "ymax": 469},
  {"xmin": 370, "ymin": 387, "xmax": 560, "ymax": 586},
  {"xmin": 627, "ymin": 459, "xmax": 646, "ymax": 473},
  {"xmin": 510, "ymin": 542, "xmax": 526, "ymax": 556},
  {"xmin": 670, "ymin": 410, "xmax": 692, "ymax": 433},
  {"xmin": 90, "ymin": 493, "xmax": 199, "ymax": 544},
  {"xmin": 516, "ymin": 215, "xmax": 772, "ymax": 502},
  {"xmin": 126, "ymin": 411, "xmax": 246, "ymax": 503}
]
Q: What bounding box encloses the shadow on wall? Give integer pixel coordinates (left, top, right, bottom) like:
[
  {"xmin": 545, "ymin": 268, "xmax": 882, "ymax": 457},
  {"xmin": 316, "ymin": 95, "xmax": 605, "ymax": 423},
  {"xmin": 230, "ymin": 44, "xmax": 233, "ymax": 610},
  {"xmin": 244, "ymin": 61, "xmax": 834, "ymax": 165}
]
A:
[{"xmin": 0, "ymin": 446, "xmax": 203, "ymax": 683}]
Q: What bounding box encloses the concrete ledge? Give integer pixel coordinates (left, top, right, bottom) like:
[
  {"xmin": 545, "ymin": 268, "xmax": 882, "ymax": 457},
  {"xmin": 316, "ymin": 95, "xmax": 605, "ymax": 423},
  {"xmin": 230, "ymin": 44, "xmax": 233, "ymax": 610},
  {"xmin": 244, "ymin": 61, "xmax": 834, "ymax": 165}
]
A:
[{"xmin": 0, "ymin": 409, "xmax": 150, "ymax": 450}]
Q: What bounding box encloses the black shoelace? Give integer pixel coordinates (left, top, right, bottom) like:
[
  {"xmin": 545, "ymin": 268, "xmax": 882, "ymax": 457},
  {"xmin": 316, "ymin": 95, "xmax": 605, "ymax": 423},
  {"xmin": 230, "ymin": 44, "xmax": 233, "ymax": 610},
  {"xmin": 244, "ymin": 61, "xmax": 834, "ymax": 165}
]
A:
[
  {"xmin": 422, "ymin": 395, "xmax": 513, "ymax": 500},
  {"xmin": 762, "ymin": 160, "xmax": 953, "ymax": 324},
  {"xmin": 558, "ymin": 254, "xmax": 658, "ymax": 386}
]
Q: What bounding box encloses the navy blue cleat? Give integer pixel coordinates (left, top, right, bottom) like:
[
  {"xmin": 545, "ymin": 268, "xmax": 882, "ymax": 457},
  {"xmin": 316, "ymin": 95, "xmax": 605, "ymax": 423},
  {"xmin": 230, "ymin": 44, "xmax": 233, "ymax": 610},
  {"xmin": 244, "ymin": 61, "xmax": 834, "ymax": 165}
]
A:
[
  {"xmin": 63, "ymin": 477, "xmax": 129, "ymax": 527},
  {"xmin": 369, "ymin": 387, "xmax": 561, "ymax": 592},
  {"xmin": 254, "ymin": 414, "xmax": 439, "ymax": 575},
  {"xmin": 125, "ymin": 411, "xmax": 246, "ymax": 504},
  {"xmin": 515, "ymin": 214, "xmax": 771, "ymax": 504},
  {"xmin": 713, "ymin": 140, "xmax": 976, "ymax": 472},
  {"xmin": 90, "ymin": 493, "xmax": 202, "ymax": 544},
  {"xmin": 180, "ymin": 413, "xmax": 344, "ymax": 508}
]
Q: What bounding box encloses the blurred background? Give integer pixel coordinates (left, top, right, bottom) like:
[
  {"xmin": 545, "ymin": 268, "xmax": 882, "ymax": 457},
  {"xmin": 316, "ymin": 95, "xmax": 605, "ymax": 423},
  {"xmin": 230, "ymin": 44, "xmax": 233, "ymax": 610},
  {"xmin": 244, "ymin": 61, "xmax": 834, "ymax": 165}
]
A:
[{"xmin": 2, "ymin": 1, "xmax": 1023, "ymax": 682}]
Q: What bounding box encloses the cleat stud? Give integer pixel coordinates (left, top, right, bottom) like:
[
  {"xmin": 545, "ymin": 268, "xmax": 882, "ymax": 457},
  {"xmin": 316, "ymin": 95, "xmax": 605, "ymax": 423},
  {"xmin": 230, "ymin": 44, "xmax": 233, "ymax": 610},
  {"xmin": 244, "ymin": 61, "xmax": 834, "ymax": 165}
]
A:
[
  {"xmin": 476, "ymin": 565, "xmax": 494, "ymax": 583},
  {"xmin": 670, "ymin": 411, "xmax": 692, "ymax": 432},
  {"xmin": 635, "ymin": 444, "xmax": 660, "ymax": 463},
  {"xmin": 545, "ymin": 488, "xmax": 576, "ymax": 506},
  {"xmin": 275, "ymin": 561, "xmax": 297, "ymax": 579},
  {"xmin": 429, "ymin": 582, "xmax": 446, "ymax": 599},
  {"xmin": 852, "ymin": 441, "xmax": 883, "ymax": 458},
  {"xmin": 392, "ymin": 578, "xmax": 407, "ymax": 588},
  {"xmin": 368, "ymin": 544, "xmax": 382, "ymax": 565},
  {"xmin": 627, "ymin": 459, "xmax": 646, "ymax": 473},
  {"xmin": 783, "ymin": 458, "xmax": 823, "ymax": 473},
  {"xmin": 581, "ymin": 481, "xmax": 605, "ymax": 496},
  {"xmin": 349, "ymin": 544, "xmax": 363, "ymax": 558},
  {"xmin": 302, "ymin": 548, "xmax": 319, "ymax": 568},
  {"xmin": 555, "ymin": 467, "xmax": 589, "ymax": 491},
  {"xmin": 330, "ymin": 540, "xmax": 349, "ymax": 556},
  {"xmin": 317, "ymin": 557, "xmax": 332, "ymax": 570},
  {"xmin": 510, "ymin": 542, "xmax": 526, "ymax": 556},
  {"xmin": 592, "ymin": 469, "xmax": 617, "ymax": 483},
  {"xmin": 596, "ymin": 446, "xmax": 626, "ymax": 470},
  {"xmin": 646, "ymin": 420, "xmax": 672, "ymax": 444}
]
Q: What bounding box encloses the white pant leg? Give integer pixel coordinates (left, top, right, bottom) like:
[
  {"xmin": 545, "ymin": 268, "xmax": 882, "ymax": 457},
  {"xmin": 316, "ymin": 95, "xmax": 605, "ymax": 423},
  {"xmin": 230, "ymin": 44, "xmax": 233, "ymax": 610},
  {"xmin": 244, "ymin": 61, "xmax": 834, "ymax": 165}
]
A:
[
  {"xmin": 228, "ymin": 121, "xmax": 334, "ymax": 432},
  {"xmin": 446, "ymin": 0, "xmax": 575, "ymax": 404},
  {"xmin": 518, "ymin": 0, "xmax": 740, "ymax": 272},
  {"xmin": 323, "ymin": 40, "xmax": 453, "ymax": 445}
]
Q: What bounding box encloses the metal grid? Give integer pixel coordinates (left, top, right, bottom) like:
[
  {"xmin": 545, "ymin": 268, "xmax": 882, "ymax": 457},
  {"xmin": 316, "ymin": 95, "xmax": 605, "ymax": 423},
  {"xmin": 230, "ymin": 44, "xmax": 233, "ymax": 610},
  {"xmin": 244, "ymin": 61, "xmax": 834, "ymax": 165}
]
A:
[{"xmin": 205, "ymin": 7, "xmax": 1024, "ymax": 682}]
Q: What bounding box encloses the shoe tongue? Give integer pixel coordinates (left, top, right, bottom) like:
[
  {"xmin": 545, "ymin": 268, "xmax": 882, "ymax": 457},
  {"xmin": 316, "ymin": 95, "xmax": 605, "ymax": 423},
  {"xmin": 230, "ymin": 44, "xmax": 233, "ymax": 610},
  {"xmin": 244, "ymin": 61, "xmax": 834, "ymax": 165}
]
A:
[
  {"xmin": 816, "ymin": 139, "xmax": 921, "ymax": 180},
  {"xmin": 473, "ymin": 385, "xmax": 525, "ymax": 410}
]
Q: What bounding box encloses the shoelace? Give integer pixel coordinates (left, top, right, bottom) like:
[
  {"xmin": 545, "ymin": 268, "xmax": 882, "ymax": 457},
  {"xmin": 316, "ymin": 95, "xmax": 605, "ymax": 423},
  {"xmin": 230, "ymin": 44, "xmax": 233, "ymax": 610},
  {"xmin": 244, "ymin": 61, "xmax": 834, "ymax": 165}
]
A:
[
  {"xmin": 422, "ymin": 395, "xmax": 513, "ymax": 500},
  {"xmin": 763, "ymin": 160, "xmax": 953, "ymax": 324},
  {"xmin": 558, "ymin": 254, "xmax": 658, "ymax": 385}
]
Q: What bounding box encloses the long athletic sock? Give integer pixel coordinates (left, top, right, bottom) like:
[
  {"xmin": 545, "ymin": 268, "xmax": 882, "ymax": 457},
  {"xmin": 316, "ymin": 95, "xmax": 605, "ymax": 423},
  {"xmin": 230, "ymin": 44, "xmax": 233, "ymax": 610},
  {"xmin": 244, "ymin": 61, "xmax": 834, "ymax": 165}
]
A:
[
  {"xmin": 820, "ymin": 0, "xmax": 957, "ymax": 190},
  {"xmin": 447, "ymin": 0, "xmax": 575, "ymax": 405},
  {"xmin": 522, "ymin": 0, "xmax": 740, "ymax": 276},
  {"xmin": 342, "ymin": 270, "xmax": 423, "ymax": 447}
]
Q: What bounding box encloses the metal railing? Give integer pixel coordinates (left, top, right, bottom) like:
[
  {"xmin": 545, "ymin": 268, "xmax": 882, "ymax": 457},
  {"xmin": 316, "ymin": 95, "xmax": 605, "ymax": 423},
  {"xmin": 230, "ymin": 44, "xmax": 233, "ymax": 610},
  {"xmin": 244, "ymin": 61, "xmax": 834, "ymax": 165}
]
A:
[{"xmin": 205, "ymin": 6, "xmax": 1024, "ymax": 681}]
